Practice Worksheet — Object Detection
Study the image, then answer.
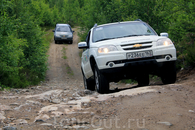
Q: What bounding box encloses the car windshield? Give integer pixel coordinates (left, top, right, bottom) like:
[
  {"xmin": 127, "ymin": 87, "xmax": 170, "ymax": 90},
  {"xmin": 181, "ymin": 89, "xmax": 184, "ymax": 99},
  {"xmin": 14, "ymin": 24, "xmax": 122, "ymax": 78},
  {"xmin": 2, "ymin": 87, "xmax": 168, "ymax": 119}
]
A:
[
  {"xmin": 92, "ymin": 22, "xmax": 157, "ymax": 42},
  {"xmin": 56, "ymin": 26, "xmax": 70, "ymax": 32}
]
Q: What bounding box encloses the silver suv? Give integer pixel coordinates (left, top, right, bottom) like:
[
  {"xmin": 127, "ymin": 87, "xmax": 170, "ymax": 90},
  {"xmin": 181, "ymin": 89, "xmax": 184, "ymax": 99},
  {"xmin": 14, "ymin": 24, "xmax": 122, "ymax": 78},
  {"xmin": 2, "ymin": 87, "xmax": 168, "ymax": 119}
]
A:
[
  {"xmin": 78, "ymin": 20, "xmax": 177, "ymax": 94},
  {"xmin": 53, "ymin": 24, "xmax": 74, "ymax": 44}
]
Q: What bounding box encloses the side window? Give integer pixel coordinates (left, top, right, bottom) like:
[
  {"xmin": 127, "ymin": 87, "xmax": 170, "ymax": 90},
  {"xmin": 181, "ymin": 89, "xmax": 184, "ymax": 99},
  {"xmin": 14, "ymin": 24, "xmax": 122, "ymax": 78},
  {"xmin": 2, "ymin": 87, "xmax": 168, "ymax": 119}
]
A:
[
  {"xmin": 86, "ymin": 31, "xmax": 91, "ymax": 46},
  {"xmin": 83, "ymin": 31, "xmax": 91, "ymax": 51},
  {"xmin": 69, "ymin": 26, "xmax": 72, "ymax": 32}
]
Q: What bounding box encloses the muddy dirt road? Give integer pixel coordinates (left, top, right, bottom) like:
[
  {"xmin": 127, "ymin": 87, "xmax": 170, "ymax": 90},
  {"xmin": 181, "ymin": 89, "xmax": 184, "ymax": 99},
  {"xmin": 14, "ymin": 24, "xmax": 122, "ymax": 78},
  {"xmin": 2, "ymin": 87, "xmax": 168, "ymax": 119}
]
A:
[
  {"xmin": 46, "ymin": 27, "xmax": 82, "ymax": 86},
  {"xmin": 0, "ymin": 28, "xmax": 195, "ymax": 130}
]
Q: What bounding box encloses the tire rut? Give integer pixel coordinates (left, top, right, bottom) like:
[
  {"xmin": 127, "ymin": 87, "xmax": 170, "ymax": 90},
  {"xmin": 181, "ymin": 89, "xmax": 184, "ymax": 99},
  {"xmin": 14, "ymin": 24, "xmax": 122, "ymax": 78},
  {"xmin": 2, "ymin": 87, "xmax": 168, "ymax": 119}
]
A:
[{"xmin": 46, "ymin": 27, "xmax": 82, "ymax": 86}]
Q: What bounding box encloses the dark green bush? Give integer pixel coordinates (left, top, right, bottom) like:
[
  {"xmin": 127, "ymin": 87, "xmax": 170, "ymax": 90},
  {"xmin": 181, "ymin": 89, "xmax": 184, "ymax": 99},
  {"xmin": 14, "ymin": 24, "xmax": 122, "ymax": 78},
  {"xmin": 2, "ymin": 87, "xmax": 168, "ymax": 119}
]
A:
[{"xmin": 0, "ymin": 0, "xmax": 48, "ymax": 89}]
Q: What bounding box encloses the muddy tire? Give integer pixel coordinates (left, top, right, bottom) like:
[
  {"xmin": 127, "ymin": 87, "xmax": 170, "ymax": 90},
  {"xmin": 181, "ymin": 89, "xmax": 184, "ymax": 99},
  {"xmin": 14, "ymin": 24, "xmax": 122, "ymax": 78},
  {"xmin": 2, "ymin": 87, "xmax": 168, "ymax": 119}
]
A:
[
  {"xmin": 161, "ymin": 62, "xmax": 176, "ymax": 84},
  {"xmin": 137, "ymin": 73, "xmax": 149, "ymax": 86},
  {"xmin": 70, "ymin": 40, "xmax": 73, "ymax": 44},
  {"xmin": 94, "ymin": 65, "xmax": 109, "ymax": 94},
  {"xmin": 82, "ymin": 71, "xmax": 95, "ymax": 91}
]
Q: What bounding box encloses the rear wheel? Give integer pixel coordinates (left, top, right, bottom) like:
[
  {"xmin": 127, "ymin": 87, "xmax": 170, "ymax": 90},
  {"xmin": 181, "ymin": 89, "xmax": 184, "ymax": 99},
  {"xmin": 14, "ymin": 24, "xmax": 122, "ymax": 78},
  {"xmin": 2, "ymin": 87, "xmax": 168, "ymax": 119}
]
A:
[
  {"xmin": 94, "ymin": 65, "xmax": 109, "ymax": 94},
  {"xmin": 82, "ymin": 71, "xmax": 95, "ymax": 90},
  {"xmin": 137, "ymin": 73, "xmax": 149, "ymax": 86}
]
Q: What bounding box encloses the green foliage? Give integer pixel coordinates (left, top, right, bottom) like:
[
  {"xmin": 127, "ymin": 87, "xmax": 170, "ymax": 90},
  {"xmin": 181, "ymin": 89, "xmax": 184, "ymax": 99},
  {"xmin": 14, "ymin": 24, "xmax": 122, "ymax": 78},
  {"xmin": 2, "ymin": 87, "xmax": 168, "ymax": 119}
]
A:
[
  {"xmin": 0, "ymin": 0, "xmax": 50, "ymax": 88},
  {"xmin": 42, "ymin": 28, "xmax": 54, "ymax": 48},
  {"xmin": 30, "ymin": 0, "xmax": 54, "ymax": 26},
  {"xmin": 0, "ymin": 13, "xmax": 27, "ymax": 88},
  {"xmin": 185, "ymin": 44, "xmax": 195, "ymax": 67},
  {"xmin": 62, "ymin": 47, "xmax": 67, "ymax": 59},
  {"xmin": 165, "ymin": 0, "xmax": 195, "ymax": 69},
  {"xmin": 66, "ymin": 66, "xmax": 74, "ymax": 76},
  {"xmin": 120, "ymin": 79, "xmax": 137, "ymax": 84}
]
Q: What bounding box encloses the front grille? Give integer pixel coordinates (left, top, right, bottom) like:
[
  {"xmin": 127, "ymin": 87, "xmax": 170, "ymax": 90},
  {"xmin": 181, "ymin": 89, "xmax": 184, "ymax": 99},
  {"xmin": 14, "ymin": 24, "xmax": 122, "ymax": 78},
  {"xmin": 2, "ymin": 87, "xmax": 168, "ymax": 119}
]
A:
[
  {"xmin": 123, "ymin": 45, "xmax": 152, "ymax": 50},
  {"xmin": 121, "ymin": 41, "xmax": 153, "ymax": 51},
  {"xmin": 60, "ymin": 35, "xmax": 68, "ymax": 37}
]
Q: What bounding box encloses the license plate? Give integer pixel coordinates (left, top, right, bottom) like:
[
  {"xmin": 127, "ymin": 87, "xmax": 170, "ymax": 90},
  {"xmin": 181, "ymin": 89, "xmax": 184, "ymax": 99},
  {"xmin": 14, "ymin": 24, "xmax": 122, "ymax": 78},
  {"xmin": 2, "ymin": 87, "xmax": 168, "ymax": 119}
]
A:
[
  {"xmin": 61, "ymin": 37, "xmax": 67, "ymax": 39},
  {"xmin": 127, "ymin": 50, "xmax": 153, "ymax": 59}
]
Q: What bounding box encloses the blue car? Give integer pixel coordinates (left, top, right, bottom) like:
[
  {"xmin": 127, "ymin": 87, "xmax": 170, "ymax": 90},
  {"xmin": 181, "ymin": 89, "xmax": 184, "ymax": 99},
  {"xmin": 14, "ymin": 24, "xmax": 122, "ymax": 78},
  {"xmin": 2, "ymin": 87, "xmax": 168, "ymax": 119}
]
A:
[{"xmin": 53, "ymin": 24, "xmax": 74, "ymax": 44}]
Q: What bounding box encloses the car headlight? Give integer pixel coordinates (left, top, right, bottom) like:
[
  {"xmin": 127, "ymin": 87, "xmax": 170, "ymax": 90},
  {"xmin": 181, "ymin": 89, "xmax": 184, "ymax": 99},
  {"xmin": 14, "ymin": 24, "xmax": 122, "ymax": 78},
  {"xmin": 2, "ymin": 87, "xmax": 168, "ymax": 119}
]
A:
[
  {"xmin": 98, "ymin": 45, "xmax": 118, "ymax": 53},
  {"xmin": 56, "ymin": 34, "xmax": 60, "ymax": 37},
  {"xmin": 157, "ymin": 38, "xmax": 173, "ymax": 46},
  {"xmin": 68, "ymin": 34, "xmax": 73, "ymax": 37}
]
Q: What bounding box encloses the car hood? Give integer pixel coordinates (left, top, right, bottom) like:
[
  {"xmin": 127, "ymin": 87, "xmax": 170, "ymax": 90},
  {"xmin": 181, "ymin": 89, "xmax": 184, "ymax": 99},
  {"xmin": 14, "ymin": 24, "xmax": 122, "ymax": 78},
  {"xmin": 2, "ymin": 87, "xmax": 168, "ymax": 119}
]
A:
[{"xmin": 91, "ymin": 35, "xmax": 166, "ymax": 48}]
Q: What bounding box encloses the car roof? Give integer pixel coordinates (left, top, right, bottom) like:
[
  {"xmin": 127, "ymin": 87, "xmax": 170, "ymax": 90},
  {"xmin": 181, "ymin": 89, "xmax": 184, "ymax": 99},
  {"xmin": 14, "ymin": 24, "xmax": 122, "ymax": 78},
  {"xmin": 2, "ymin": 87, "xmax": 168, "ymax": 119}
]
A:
[{"xmin": 56, "ymin": 24, "xmax": 70, "ymax": 27}]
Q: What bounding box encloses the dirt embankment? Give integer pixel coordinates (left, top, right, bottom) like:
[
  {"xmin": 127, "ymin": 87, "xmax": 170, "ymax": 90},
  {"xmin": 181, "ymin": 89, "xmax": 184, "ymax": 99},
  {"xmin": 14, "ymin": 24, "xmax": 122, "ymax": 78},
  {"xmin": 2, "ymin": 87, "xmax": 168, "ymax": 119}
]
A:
[{"xmin": 0, "ymin": 28, "xmax": 195, "ymax": 130}]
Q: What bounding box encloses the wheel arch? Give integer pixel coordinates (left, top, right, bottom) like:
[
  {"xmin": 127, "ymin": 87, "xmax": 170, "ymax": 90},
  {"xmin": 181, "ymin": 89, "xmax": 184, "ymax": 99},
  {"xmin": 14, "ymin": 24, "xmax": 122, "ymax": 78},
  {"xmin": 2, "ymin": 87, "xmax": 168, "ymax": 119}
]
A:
[{"xmin": 90, "ymin": 56, "xmax": 97, "ymax": 72}]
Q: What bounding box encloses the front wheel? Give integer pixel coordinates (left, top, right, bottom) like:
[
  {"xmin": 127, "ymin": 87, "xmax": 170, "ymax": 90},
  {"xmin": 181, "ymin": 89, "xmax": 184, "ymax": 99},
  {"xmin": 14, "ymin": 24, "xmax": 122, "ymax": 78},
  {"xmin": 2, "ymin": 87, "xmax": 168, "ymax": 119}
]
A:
[
  {"xmin": 161, "ymin": 62, "xmax": 176, "ymax": 84},
  {"xmin": 137, "ymin": 73, "xmax": 149, "ymax": 86},
  {"xmin": 82, "ymin": 71, "xmax": 95, "ymax": 91},
  {"xmin": 94, "ymin": 65, "xmax": 109, "ymax": 94},
  {"xmin": 54, "ymin": 40, "xmax": 57, "ymax": 44},
  {"xmin": 69, "ymin": 40, "xmax": 73, "ymax": 44}
]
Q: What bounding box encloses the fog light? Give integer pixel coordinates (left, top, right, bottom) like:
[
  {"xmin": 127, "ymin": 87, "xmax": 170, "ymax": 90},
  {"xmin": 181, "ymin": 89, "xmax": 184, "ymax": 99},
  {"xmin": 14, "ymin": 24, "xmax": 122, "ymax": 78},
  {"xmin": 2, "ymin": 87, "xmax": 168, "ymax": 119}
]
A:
[
  {"xmin": 165, "ymin": 55, "xmax": 171, "ymax": 61},
  {"xmin": 108, "ymin": 62, "xmax": 114, "ymax": 67}
]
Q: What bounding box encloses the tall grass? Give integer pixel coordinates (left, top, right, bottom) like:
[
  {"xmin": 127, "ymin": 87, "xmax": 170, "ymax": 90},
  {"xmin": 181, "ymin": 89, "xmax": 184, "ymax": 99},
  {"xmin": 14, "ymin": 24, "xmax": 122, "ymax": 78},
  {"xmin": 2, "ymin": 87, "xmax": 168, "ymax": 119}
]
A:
[{"xmin": 42, "ymin": 29, "xmax": 54, "ymax": 49}]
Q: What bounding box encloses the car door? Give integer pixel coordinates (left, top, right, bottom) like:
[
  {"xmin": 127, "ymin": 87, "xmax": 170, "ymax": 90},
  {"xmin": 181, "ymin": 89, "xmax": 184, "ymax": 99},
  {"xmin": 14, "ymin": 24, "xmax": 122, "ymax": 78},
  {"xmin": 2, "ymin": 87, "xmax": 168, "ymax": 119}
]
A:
[{"xmin": 82, "ymin": 31, "xmax": 93, "ymax": 79}]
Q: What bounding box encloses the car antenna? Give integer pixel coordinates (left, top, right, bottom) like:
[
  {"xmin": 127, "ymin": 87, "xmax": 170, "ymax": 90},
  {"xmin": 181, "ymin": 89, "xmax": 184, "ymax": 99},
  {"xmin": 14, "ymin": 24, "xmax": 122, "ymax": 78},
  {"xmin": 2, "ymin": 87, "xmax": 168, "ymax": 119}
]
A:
[
  {"xmin": 116, "ymin": 19, "xmax": 120, "ymax": 23},
  {"xmin": 135, "ymin": 19, "xmax": 142, "ymax": 21},
  {"xmin": 93, "ymin": 23, "xmax": 98, "ymax": 28}
]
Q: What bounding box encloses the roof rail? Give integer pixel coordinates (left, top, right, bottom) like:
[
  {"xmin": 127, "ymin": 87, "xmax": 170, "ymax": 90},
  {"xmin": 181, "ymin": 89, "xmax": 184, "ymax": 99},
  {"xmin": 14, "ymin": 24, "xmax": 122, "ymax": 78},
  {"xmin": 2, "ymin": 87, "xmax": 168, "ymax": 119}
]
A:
[
  {"xmin": 93, "ymin": 23, "xmax": 98, "ymax": 28},
  {"xmin": 134, "ymin": 19, "xmax": 142, "ymax": 21}
]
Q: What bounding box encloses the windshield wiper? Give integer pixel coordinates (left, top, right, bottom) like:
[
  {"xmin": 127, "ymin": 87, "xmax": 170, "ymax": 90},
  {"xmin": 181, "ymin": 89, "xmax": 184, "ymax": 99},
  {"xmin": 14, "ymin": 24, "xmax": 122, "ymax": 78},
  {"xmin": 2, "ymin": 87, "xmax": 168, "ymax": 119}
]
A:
[
  {"xmin": 122, "ymin": 34, "xmax": 152, "ymax": 38},
  {"xmin": 95, "ymin": 38, "xmax": 114, "ymax": 42},
  {"xmin": 142, "ymin": 34, "xmax": 152, "ymax": 36},
  {"xmin": 113, "ymin": 35, "xmax": 139, "ymax": 39},
  {"xmin": 122, "ymin": 35, "xmax": 141, "ymax": 38}
]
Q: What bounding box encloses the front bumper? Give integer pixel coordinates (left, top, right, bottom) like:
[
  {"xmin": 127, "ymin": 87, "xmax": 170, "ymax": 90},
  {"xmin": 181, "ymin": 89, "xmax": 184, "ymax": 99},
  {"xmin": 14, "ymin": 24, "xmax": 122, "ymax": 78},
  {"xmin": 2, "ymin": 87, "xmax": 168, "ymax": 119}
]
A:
[
  {"xmin": 94, "ymin": 45, "xmax": 176, "ymax": 82},
  {"xmin": 96, "ymin": 45, "xmax": 177, "ymax": 70},
  {"xmin": 54, "ymin": 37, "xmax": 72, "ymax": 42}
]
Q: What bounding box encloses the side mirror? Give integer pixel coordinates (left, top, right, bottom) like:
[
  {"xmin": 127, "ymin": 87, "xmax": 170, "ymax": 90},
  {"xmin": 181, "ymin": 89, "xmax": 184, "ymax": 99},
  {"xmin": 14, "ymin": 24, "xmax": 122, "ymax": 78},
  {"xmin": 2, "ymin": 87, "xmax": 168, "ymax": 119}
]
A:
[
  {"xmin": 52, "ymin": 30, "xmax": 55, "ymax": 32},
  {"xmin": 78, "ymin": 42, "xmax": 88, "ymax": 49},
  {"xmin": 72, "ymin": 31, "xmax": 75, "ymax": 33},
  {"xmin": 160, "ymin": 32, "xmax": 168, "ymax": 38}
]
